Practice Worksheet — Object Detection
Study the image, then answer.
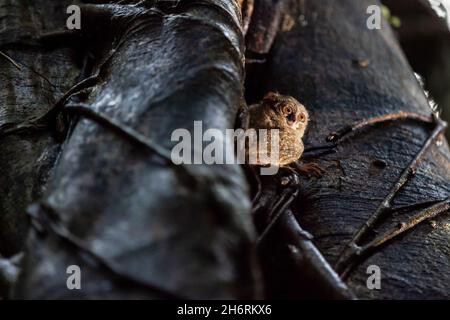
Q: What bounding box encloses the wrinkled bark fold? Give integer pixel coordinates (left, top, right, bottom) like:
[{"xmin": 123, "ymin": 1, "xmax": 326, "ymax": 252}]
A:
[
  {"xmin": 2, "ymin": 0, "xmax": 260, "ymax": 299},
  {"xmin": 2, "ymin": 0, "xmax": 450, "ymax": 300}
]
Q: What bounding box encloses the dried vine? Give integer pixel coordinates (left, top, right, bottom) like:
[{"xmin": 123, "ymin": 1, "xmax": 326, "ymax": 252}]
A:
[{"xmin": 331, "ymin": 113, "xmax": 449, "ymax": 277}]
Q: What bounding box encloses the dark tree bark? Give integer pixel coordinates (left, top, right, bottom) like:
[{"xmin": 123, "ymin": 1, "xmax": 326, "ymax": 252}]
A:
[
  {"xmin": 247, "ymin": 0, "xmax": 450, "ymax": 299},
  {"xmin": 1, "ymin": 0, "xmax": 449, "ymax": 300},
  {"xmin": 383, "ymin": 0, "xmax": 450, "ymax": 141},
  {"xmin": 2, "ymin": 0, "xmax": 260, "ymax": 299},
  {"xmin": 0, "ymin": 0, "xmax": 80, "ymax": 257}
]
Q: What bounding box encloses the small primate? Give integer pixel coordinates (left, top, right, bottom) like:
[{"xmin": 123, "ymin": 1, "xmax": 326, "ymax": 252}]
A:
[{"xmin": 239, "ymin": 92, "xmax": 324, "ymax": 177}]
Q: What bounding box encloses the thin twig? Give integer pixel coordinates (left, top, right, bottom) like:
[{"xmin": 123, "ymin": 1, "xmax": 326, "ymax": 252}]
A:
[
  {"xmin": 280, "ymin": 210, "xmax": 355, "ymax": 299},
  {"xmin": 0, "ymin": 68, "xmax": 98, "ymax": 139},
  {"xmin": 249, "ymin": 165, "xmax": 263, "ymax": 205},
  {"xmin": 327, "ymin": 111, "xmax": 434, "ymax": 143},
  {"xmin": 0, "ymin": 50, "xmax": 22, "ymax": 70},
  {"xmin": 302, "ymin": 143, "xmax": 337, "ymax": 160},
  {"xmin": 389, "ymin": 199, "xmax": 443, "ymax": 214},
  {"xmin": 339, "ymin": 198, "xmax": 450, "ymax": 279},
  {"xmin": 257, "ymin": 189, "xmax": 299, "ymax": 243},
  {"xmin": 257, "ymin": 175, "xmax": 301, "ymax": 244},
  {"xmin": 334, "ymin": 114, "xmax": 448, "ymax": 276},
  {"xmin": 363, "ymin": 198, "xmax": 450, "ymax": 250},
  {"xmin": 0, "ymin": 33, "xmax": 127, "ymax": 139},
  {"xmin": 304, "ymin": 143, "xmax": 337, "ymax": 153},
  {"xmin": 0, "ymin": 121, "xmax": 48, "ymax": 138}
]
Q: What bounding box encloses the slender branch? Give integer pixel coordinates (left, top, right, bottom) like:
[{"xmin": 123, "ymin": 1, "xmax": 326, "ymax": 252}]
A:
[
  {"xmin": 257, "ymin": 177, "xmax": 300, "ymax": 244},
  {"xmin": 304, "ymin": 112, "xmax": 434, "ymax": 159},
  {"xmin": 304, "ymin": 143, "xmax": 337, "ymax": 153},
  {"xmin": 334, "ymin": 114, "xmax": 448, "ymax": 276},
  {"xmin": 302, "ymin": 143, "xmax": 337, "ymax": 160},
  {"xmin": 0, "ymin": 69, "xmax": 99, "ymax": 139},
  {"xmin": 250, "ymin": 169, "xmax": 355, "ymax": 298},
  {"xmin": 249, "ymin": 165, "xmax": 263, "ymax": 206},
  {"xmin": 327, "ymin": 111, "xmax": 434, "ymax": 143},
  {"xmin": 0, "ymin": 30, "xmax": 128, "ymax": 140},
  {"xmin": 0, "ymin": 50, "xmax": 21, "ymax": 70},
  {"xmin": 389, "ymin": 199, "xmax": 444, "ymax": 214},
  {"xmin": 363, "ymin": 198, "xmax": 450, "ymax": 250},
  {"xmin": 264, "ymin": 209, "xmax": 355, "ymax": 299}
]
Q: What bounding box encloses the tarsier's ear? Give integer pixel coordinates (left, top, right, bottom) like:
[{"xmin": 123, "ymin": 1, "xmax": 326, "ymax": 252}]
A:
[{"xmin": 262, "ymin": 91, "xmax": 280, "ymax": 103}]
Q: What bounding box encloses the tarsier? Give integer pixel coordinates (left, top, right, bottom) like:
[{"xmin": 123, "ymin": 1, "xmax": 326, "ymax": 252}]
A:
[{"xmin": 240, "ymin": 92, "xmax": 324, "ymax": 177}]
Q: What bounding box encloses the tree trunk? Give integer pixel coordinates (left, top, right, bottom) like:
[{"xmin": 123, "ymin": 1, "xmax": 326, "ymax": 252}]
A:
[
  {"xmin": 0, "ymin": 0, "xmax": 80, "ymax": 257},
  {"xmin": 1, "ymin": 0, "xmax": 450, "ymax": 300},
  {"xmin": 383, "ymin": 0, "xmax": 450, "ymax": 141},
  {"xmin": 247, "ymin": 0, "xmax": 450, "ymax": 299},
  {"xmin": 2, "ymin": 0, "xmax": 260, "ymax": 299}
]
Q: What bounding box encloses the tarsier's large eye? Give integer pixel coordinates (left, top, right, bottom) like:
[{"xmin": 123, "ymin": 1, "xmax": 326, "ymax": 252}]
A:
[
  {"xmin": 282, "ymin": 105, "xmax": 293, "ymax": 115},
  {"xmin": 299, "ymin": 113, "xmax": 306, "ymax": 122}
]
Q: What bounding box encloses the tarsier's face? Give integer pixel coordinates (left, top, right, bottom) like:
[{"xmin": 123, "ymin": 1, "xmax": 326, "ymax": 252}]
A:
[{"xmin": 263, "ymin": 92, "xmax": 309, "ymax": 135}]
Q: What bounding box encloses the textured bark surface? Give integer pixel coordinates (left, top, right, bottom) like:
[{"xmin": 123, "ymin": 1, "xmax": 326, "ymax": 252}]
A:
[
  {"xmin": 247, "ymin": 0, "xmax": 450, "ymax": 299},
  {"xmin": 0, "ymin": 0, "xmax": 80, "ymax": 257},
  {"xmin": 3, "ymin": 1, "xmax": 260, "ymax": 299},
  {"xmin": 1, "ymin": 0, "xmax": 450, "ymax": 300},
  {"xmin": 383, "ymin": 0, "xmax": 450, "ymax": 141}
]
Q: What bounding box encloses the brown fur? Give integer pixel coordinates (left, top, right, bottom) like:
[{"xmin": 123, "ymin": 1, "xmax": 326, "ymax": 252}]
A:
[{"xmin": 241, "ymin": 92, "xmax": 309, "ymax": 167}]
